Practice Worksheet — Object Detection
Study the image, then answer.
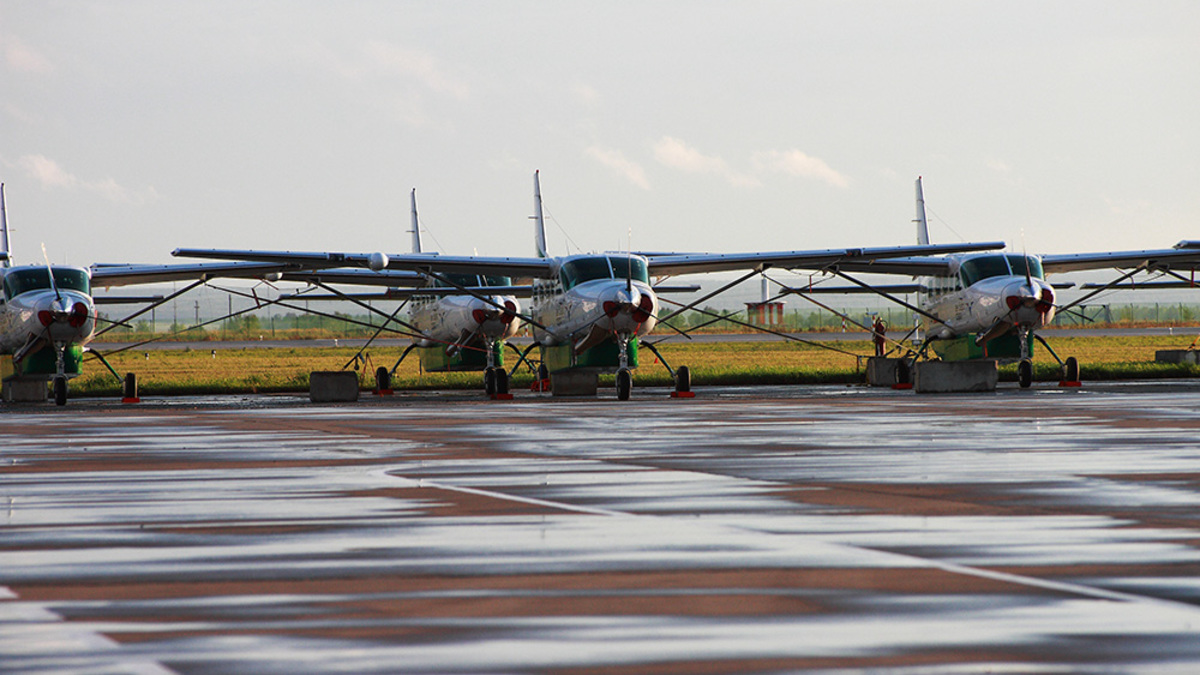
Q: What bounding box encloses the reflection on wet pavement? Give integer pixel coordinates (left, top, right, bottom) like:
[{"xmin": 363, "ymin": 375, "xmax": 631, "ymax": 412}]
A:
[{"xmin": 4, "ymin": 383, "xmax": 1200, "ymax": 673}]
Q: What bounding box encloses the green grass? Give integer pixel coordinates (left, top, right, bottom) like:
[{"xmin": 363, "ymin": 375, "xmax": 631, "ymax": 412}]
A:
[{"xmin": 70, "ymin": 334, "xmax": 1200, "ymax": 396}]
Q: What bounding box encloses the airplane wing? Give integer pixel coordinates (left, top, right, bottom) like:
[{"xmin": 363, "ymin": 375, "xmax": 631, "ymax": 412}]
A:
[
  {"xmin": 1040, "ymin": 248, "xmax": 1200, "ymax": 274},
  {"xmin": 643, "ymin": 242, "xmax": 1005, "ymax": 276},
  {"xmin": 90, "ymin": 261, "xmax": 427, "ymax": 288},
  {"xmin": 172, "ymin": 248, "xmax": 556, "ymax": 278}
]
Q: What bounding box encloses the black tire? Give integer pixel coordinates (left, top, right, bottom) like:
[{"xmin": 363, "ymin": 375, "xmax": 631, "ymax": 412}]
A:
[
  {"xmin": 616, "ymin": 368, "xmax": 632, "ymax": 401},
  {"xmin": 895, "ymin": 360, "xmax": 911, "ymax": 385},
  {"xmin": 484, "ymin": 367, "xmax": 497, "ymax": 396},
  {"xmin": 537, "ymin": 364, "xmax": 549, "ymax": 381},
  {"xmin": 495, "ymin": 368, "xmax": 509, "ymax": 395},
  {"xmin": 375, "ymin": 366, "xmax": 390, "ymax": 391},
  {"xmin": 675, "ymin": 365, "xmax": 691, "ymax": 393},
  {"xmin": 1064, "ymin": 356, "xmax": 1079, "ymax": 382},
  {"xmin": 1018, "ymin": 359, "xmax": 1033, "ymax": 389},
  {"xmin": 53, "ymin": 376, "xmax": 67, "ymax": 406}
]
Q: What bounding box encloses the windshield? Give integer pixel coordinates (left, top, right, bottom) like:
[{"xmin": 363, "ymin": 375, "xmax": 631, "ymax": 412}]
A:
[
  {"xmin": 1004, "ymin": 254, "xmax": 1044, "ymax": 280},
  {"xmin": 959, "ymin": 256, "xmax": 1014, "ymax": 287},
  {"xmin": 559, "ymin": 257, "xmax": 614, "ymax": 290},
  {"xmin": 3, "ymin": 267, "xmax": 91, "ymax": 299},
  {"xmin": 608, "ymin": 256, "xmax": 650, "ymax": 285},
  {"xmin": 482, "ymin": 275, "xmax": 511, "ymax": 287}
]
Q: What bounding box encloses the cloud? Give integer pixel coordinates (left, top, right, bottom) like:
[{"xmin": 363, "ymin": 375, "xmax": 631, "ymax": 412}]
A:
[
  {"xmin": 754, "ymin": 149, "xmax": 849, "ymax": 188},
  {"xmin": 363, "ymin": 41, "xmax": 469, "ymax": 100},
  {"xmin": 3, "ymin": 35, "xmax": 53, "ymax": 74},
  {"xmin": 585, "ymin": 146, "xmax": 650, "ymax": 190},
  {"xmin": 18, "ymin": 155, "xmax": 158, "ymax": 205},
  {"xmin": 652, "ymin": 137, "xmax": 759, "ymax": 187}
]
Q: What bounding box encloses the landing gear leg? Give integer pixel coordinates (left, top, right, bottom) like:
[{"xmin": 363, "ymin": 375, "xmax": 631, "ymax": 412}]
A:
[
  {"xmin": 616, "ymin": 333, "xmax": 633, "ymax": 401},
  {"xmin": 1033, "ymin": 333, "xmax": 1079, "ymax": 383},
  {"xmin": 53, "ymin": 343, "xmax": 68, "ymax": 406},
  {"xmin": 1017, "ymin": 327, "xmax": 1033, "ymax": 389},
  {"xmin": 640, "ymin": 339, "xmax": 690, "ymax": 395}
]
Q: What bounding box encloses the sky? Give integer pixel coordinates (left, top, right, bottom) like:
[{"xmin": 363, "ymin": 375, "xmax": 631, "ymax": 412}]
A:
[{"xmin": 2, "ymin": 1, "xmax": 1198, "ymax": 276}]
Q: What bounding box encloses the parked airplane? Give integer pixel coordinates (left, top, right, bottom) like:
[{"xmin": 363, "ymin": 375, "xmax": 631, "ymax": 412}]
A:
[
  {"xmin": 400, "ymin": 189, "xmax": 522, "ymax": 394},
  {"xmin": 0, "ymin": 183, "xmax": 432, "ymax": 405},
  {"xmin": 174, "ymin": 172, "xmax": 1006, "ymax": 399},
  {"xmin": 801, "ymin": 177, "xmax": 1200, "ymax": 387}
]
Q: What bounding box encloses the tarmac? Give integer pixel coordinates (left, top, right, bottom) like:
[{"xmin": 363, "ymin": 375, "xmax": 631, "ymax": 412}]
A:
[{"xmin": 4, "ymin": 381, "xmax": 1200, "ymax": 673}]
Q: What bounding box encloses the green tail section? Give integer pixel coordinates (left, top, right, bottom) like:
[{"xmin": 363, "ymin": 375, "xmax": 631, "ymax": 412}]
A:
[
  {"xmin": 542, "ymin": 337, "xmax": 638, "ymax": 373},
  {"xmin": 931, "ymin": 333, "xmax": 1029, "ymax": 361},
  {"xmin": 417, "ymin": 341, "xmax": 504, "ymax": 372}
]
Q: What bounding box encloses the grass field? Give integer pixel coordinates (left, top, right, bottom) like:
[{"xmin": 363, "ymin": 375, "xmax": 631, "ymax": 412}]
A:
[{"xmin": 66, "ymin": 334, "xmax": 1200, "ymax": 396}]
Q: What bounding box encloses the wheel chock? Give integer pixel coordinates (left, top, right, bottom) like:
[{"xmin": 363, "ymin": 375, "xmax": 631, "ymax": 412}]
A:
[
  {"xmin": 670, "ymin": 391, "xmax": 695, "ymax": 398},
  {"xmin": 1058, "ymin": 380, "xmax": 1083, "ymax": 388},
  {"xmin": 373, "ymin": 388, "xmax": 394, "ymax": 396},
  {"xmin": 491, "ymin": 393, "xmax": 514, "ymax": 400},
  {"xmin": 892, "ymin": 383, "xmax": 913, "ymax": 390}
]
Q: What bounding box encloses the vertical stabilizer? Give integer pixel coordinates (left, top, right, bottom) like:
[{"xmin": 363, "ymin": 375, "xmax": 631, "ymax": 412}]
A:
[
  {"xmin": 410, "ymin": 188, "xmax": 424, "ymax": 254},
  {"xmin": 914, "ymin": 176, "xmax": 930, "ymax": 245},
  {"xmin": 533, "ymin": 170, "xmax": 549, "ymax": 258},
  {"xmin": 0, "ymin": 183, "xmax": 10, "ymax": 267}
]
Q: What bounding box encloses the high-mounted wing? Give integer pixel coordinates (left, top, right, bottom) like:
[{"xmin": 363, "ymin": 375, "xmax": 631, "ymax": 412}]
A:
[
  {"xmin": 1040, "ymin": 248, "xmax": 1200, "ymax": 274},
  {"xmin": 172, "ymin": 249, "xmax": 556, "ymax": 278},
  {"xmin": 643, "ymin": 242, "xmax": 1004, "ymax": 276},
  {"xmin": 91, "ymin": 261, "xmax": 427, "ymax": 288}
]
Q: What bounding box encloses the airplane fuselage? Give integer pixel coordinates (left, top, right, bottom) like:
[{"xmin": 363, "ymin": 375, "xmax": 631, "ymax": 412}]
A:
[
  {"xmin": 0, "ymin": 265, "xmax": 96, "ymax": 376},
  {"xmin": 531, "ymin": 254, "xmax": 659, "ymax": 353},
  {"xmin": 920, "ymin": 253, "xmax": 1056, "ymax": 341},
  {"xmin": 408, "ymin": 272, "xmax": 521, "ymax": 360}
]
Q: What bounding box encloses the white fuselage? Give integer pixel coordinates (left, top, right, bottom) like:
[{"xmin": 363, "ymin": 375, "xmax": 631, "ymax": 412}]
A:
[
  {"xmin": 531, "ymin": 277, "xmax": 659, "ymax": 346},
  {"xmin": 410, "ymin": 293, "xmax": 521, "ymax": 349},
  {"xmin": 920, "ymin": 254, "xmax": 1056, "ymax": 340},
  {"xmin": 527, "ymin": 254, "xmax": 660, "ymax": 350},
  {"xmin": 0, "ymin": 266, "xmax": 96, "ymax": 359}
]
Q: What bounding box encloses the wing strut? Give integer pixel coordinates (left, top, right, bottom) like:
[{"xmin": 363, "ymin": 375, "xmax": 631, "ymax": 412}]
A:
[{"xmin": 1055, "ymin": 263, "xmax": 1148, "ymax": 315}]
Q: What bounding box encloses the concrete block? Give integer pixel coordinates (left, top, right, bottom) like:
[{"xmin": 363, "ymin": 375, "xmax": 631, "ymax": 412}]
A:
[
  {"xmin": 309, "ymin": 371, "xmax": 360, "ymax": 402},
  {"xmin": 866, "ymin": 357, "xmax": 909, "ymax": 386},
  {"xmin": 550, "ymin": 370, "xmax": 599, "ymax": 397},
  {"xmin": 914, "ymin": 360, "xmax": 998, "ymax": 393},
  {"xmin": 1155, "ymin": 350, "xmax": 1200, "ymax": 364},
  {"xmin": 3, "ymin": 378, "xmax": 48, "ymax": 403}
]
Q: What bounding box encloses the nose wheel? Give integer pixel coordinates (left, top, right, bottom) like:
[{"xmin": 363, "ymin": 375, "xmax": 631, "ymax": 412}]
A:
[
  {"xmin": 1017, "ymin": 359, "xmax": 1033, "ymax": 389},
  {"xmin": 616, "ymin": 368, "xmax": 632, "ymax": 401},
  {"xmin": 52, "ymin": 375, "xmax": 68, "ymax": 406}
]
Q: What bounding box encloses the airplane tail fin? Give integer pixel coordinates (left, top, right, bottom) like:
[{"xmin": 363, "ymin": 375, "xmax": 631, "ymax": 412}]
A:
[
  {"xmin": 533, "ymin": 170, "xmax": 549, "ymax": 258},
  {"xmin": 914, "ymin": 176, "xmax": 930, "ymax": 246},
  {"xmin": 0, "ymin": 183, "xmax": 10, "ymax": 267},
  {"xmin": 410, "ymin": 188, "xmax": 424, "ymax": 254}
]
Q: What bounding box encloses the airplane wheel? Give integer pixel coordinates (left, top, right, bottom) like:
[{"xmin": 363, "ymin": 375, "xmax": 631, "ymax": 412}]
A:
[
  {"xmin": 1064, "ymin": 356, "xmax": 1079, "ymax": 382},
  {"xmin": 895, "ymin": 360, "xmax": 911, "ymax": 385},
  {"xmin": 1018, "ymin": 359, "xmax": 1033, "ymax": 389},
  {"xmin": 484, "ymin": 367, "xmax": 497, "ymax": 396},
  {"xmin": 495, "ymin": 368, "xmax": 509, "ymax": 395},
  {"xmin": 537, "ymin": 364, "xmax": 549, "ymax": 381},
  {"xmin": 616, "ymin": 368, "xmax": 632, "ymax": 401},
  {"xmin": 53, "ymin": 376, "xmax": 68, "ymax": 406},
  {"xmin": 675, "ymin": 365, "xmax": 691, "ymax": 393}
]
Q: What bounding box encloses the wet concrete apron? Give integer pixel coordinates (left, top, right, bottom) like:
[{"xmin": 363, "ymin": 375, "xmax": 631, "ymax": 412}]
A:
[{"xmin": 3, "ymin": 384, "xmax": 1200, "ymax": 673}]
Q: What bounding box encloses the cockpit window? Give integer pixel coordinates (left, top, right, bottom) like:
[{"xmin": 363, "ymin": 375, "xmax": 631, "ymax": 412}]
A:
[
  {"xmin": 1004, "ymin": 254, "xmax": 1044, "ymax": 280},
  {"xmin": 432, "ymin": 273, "xmax": 483, "ymax": 289},
  {"xmin": 609, "ymin": 256, "xmax": 650, "ymax": 285},
  {"xmin": 559, "ymin": 257, "xmax": 615, "ymax": 290},
  {"xmin": 482, "ymin": 275, "xmax": 511, "ymax": 287},
  {"xmin": 2, "ymin": 267, "xmax": 91, "ymax": 299},
  {"xmin": 558, "ymin": 256, "xmax": 651, "ymax": 290}
]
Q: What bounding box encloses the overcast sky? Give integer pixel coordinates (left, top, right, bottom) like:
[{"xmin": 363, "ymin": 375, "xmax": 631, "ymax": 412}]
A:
[{"xmin": 2, "ymin": 1, "xmax": 1197, "ymax": 272}]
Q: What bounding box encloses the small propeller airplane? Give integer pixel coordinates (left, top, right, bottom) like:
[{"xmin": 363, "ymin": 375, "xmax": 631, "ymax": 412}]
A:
[
  {"xmin": 0, "ymin": 183, "xmax": 437, "ymax": 405},
  {"xmin": 781, "ymin": 177, "xmax": 1200, "ymax": 387},
  {"xmin": 174, "ymin": 171, "xmax": 1007, "ymax": 399}
]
